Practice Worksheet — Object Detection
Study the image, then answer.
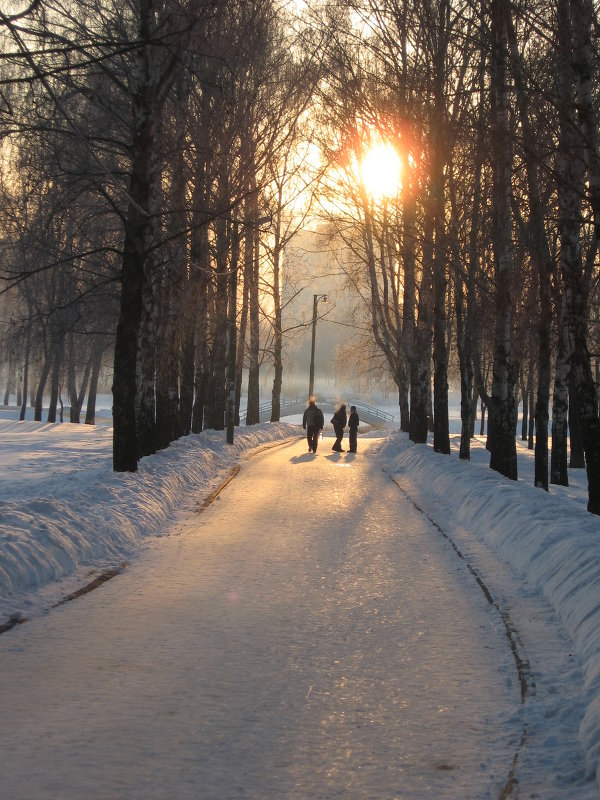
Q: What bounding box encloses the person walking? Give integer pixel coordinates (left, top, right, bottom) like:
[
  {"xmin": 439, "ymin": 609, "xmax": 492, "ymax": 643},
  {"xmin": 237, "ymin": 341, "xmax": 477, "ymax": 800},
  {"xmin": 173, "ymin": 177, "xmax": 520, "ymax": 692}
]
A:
[
  {"xmin": 302, "ymin": 398, "xmax": 325, "ymax": 453},
  {"xmin": 331, "ymin": 403, "xmax": 347, "ymax": 452},
  {"xmin": 348, "ymin": 405, "xmax": 359, "ymax": 453}
]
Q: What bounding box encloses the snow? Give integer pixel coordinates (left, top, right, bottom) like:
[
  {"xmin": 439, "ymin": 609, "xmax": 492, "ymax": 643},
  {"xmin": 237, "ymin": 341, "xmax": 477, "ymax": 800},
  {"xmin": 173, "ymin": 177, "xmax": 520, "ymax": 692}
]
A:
[
  {"xmin": 1, "ymin": 395, "xmax": 600, "ymax": 795},
  {"xmin": 0, "ymin": 406, "xmax": 300, "ymax": 621},
  {"xmin": 373, "ymin": 429, "xmax": 600, "ymax": 791}
]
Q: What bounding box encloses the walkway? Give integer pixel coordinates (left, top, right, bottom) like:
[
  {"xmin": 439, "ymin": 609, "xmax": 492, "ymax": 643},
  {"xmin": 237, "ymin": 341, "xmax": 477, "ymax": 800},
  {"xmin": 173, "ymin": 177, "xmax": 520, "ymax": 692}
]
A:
[{"xmin": 0, "ymin": 437, "xmax": 520, "ymax": 799}]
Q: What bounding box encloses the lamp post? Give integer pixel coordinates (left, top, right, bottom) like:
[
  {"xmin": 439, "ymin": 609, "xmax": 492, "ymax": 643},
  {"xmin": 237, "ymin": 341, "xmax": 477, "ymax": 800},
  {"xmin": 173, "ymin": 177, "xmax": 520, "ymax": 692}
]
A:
[
  {"xmin": 308, "ymin": 293, "xmax": 328, "ymax": 398},
  {"xmin": 226, "ymin": 214, "xmax": 272, "ymax": 444}
]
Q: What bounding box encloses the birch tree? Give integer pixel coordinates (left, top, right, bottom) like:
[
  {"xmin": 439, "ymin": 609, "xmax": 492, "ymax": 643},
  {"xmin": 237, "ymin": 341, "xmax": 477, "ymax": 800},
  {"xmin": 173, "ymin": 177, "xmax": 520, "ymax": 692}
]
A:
[{"xmin": 487, "ymin": 0, "xmax": 518, "ymax": 480}]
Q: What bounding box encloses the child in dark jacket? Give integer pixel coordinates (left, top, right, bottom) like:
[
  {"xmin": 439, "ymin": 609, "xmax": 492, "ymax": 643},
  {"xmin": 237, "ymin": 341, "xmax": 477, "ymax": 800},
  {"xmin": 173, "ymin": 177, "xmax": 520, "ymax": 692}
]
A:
[{"xmin": 348, "ymin": 406, "xmax": 359, "ymax": 453}]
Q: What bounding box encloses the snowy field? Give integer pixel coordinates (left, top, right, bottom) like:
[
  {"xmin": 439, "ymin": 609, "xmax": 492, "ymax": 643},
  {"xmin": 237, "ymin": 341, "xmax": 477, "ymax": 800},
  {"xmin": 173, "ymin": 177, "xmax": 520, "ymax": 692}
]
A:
[{"xmin": 1, "ymin": 393, "xmax": 600, "ymax": 794}]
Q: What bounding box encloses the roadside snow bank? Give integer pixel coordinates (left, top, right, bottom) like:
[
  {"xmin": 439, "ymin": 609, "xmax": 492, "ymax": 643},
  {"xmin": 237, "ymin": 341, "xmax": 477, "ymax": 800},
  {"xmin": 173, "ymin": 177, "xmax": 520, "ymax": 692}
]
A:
[
  {"xmin": 373, "ymin": 431, "xmax": 600, "ymax": 786},
  {"xmin": 0, "ymin": 422, "xmax": 300, "ymax": 622}
]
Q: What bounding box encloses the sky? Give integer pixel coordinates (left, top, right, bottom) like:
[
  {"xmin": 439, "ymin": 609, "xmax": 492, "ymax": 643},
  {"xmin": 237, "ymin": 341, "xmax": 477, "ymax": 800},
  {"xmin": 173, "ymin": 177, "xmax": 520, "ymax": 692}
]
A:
[{"xmin": 0, "ymin": 395, "xmax": 599, "ymax": 797}]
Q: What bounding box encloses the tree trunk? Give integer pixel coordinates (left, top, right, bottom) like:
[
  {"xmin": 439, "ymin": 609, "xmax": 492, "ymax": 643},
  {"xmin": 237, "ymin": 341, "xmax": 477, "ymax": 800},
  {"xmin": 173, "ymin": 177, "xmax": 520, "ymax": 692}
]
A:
[
  {"xmin": 137, "ymin": 262, "xmax": 159, "ymax": 456},
  {"xmin": 234, "ymin": 258, "xmax": 249, "ymax": 426},
  {"xmin": 469, "ymin": 391, "xmax": 478, "ymax": 438},
  {"xmin": 401, "ymin": 195, "xmax": 416, "ymax": 435},
  {"xmin": 69, "ymin": 360, "xmax": 91, "ymax": 424},
  {"xmin": 520, "ymin": 369, "xmax": 528, "ymax": 441},
  {"xmin": 551, "ymin": 293, "xmax": 570, "ymax": 485},
  {"xmin": 528, "ymin": 373, "xmax": 535, "ymax": 451},
  {"xmin": 190, "ymin": 175, "xmax": 211, "ymax": 435},
  {"xmin": 47, "ymin": 339, "xmax": 64, "ymax": 423},
  {"xmin": 67, "ymin": 336, "xmax": 92, "ymax": 424},
  {"xmin": 432, "ymin": 223, "xmax": 450, "ymax": 453},
  {"xmin": 154, "ymin": 155, "xmax": 184, "ymax": 448},
  {"xmin": 85, "ymin": 343, "xmax": 104, "ymax": 425},
  {"xmin": 19, "ymin": 332, "xmax": 31, "ymax": 422},
  {"xmin": 112, "ymin": 132, "xmax": 154, "ymax": 468},
  {"xmin": 409, "ymin": 211, "xmax": 434, "ymax": 444},
  {"xmin": 236, "ymin": 190, "xmax": 253, "ymax": 426},
  {"xmin": 208, "ymin": 204, "xmax": 230, "ymax": 432},
  {"xmin": 178, "ymin": 319, "xmax": 196, "ymax": 437},
  {"xmin": 393, "ymin": 358, "xmax": 409, "ymax": 433},
  {"xmin": 34, "ymin": 354, "xmax": 51, "ymax": 421},
  {"xmin": 156, "ymin": 91, "xmax": 189, "ymax": 447},
  {"xmin": 569, "ymin": 371, "xmax": 585, "ymax": 468},
  {"xmin": 2, "ymin": 352, "xmax": 12, "ymax": 405},
  {"xmin": 398, "ymin": 381, "xmax": 409, "ymax": 432},
  {"xmin": 155, "ymin": 283, "xmax": 181, "ymax": 446},
  {"xmin": 178, "ymin": 234, "xmax": 200, "ymax": 438},
  {"xmin": 534, "ymin": 270, "xmax": 552, "ymax": 486},
  {"xmin": 191, "ymin": 335, "xmax": 208, "ymax": 435},
  {"xmin": 112, "ymin": 0, "xmax": 164, "ymax": 472},
  {"xmin": 191, "ymin": 270, "xmax": 210, "ymax": 435},
  {"xmin": 426, "ymin": 372, "xmax": 434, "ymax": 433},
  {"xmin": 67, "ymin": 337, "xmax": 78, "ymax": 423},
  {"xmin": 246, "ymin": 213, "xmax": 261, "ymax": 425},
  {"xmin": 270, "ymin": 209, "xmax": 283, "ymax": 423},
  {"xmin": 488, "ymin": 0, "xmax": 517, "ymax": 480},
  {"xmin": 202, "ymin": 270, "xmax": 217, "ymax": 429},
  {"xmin": 454, "ymin": 232, "xmax": 472, "ymax": 460},
  {"xmin": 431, "ymin": 4, "xmax": 450, "ymax": 456},
  {"xmin": 459, "ymin": 52, "xmax": 486, "ymax": 457}
]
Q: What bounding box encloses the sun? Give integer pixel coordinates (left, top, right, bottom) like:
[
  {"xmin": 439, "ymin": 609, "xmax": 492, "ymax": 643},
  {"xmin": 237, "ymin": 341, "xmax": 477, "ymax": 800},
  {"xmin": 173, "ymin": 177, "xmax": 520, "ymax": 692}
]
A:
[{"xmin": 358, "ymin": 142, "xmax": 402, "ymax": 200}]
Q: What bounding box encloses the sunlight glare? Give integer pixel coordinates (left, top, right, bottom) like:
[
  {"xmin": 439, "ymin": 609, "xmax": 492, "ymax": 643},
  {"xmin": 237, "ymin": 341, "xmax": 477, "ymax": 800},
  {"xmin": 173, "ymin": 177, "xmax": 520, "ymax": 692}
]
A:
[{"xmin": 359, "ymin": 142, "xmax": 402, "ymax": 200}]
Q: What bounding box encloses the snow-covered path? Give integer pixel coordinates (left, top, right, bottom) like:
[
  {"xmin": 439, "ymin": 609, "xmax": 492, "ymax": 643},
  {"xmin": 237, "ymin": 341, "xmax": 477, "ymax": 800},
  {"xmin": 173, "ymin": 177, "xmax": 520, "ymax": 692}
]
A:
[{"xmin": 0, "ymin": 437, "xmax": 534, "ymax": 799}]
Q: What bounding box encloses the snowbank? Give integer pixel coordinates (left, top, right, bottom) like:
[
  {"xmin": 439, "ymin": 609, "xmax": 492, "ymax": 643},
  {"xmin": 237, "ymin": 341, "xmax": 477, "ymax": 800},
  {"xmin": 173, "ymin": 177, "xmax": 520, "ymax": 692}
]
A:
[
  {"xmin": 373, "ymin": 431, "xmax": 600, "ymax": 787},
  {"xmin": 0, "ymin": 420, "xmax": 301, "ymax": 622}
]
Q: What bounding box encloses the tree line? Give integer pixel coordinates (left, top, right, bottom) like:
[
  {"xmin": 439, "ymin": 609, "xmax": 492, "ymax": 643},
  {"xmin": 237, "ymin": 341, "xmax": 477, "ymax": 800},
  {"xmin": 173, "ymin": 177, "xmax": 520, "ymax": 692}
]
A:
[{"xmin": 1, "ymin": 0, "xmax": 599, "ymax": 515}]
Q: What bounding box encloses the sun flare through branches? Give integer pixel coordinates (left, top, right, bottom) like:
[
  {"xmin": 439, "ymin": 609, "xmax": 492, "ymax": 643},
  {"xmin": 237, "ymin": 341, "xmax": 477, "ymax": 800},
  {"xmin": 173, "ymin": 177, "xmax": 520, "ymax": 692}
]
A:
[{"xmin": 356, "ymin": 141, "xmax": 402, "ymax": 201}]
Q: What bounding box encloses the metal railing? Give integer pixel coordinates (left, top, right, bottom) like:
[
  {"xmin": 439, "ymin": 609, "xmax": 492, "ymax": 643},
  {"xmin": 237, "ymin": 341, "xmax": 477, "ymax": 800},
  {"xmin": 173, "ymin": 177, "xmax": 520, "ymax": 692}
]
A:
[{"xmin": 240, "ymin": 396, "xmax": 395, "ymax": 425}]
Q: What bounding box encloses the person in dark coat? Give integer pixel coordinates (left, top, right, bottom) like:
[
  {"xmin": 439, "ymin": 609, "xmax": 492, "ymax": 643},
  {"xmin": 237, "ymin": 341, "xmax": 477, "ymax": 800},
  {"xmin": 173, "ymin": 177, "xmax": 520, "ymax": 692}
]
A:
[
  {"xmin": 348, "ymin": 405, "xmax": 359, "ymax": 453},
  {"xmin": 331, "ymin": 403, "xmax": 347, "ymax": 452},
  {"xmin": 302, "ymin": 398, "xmax": 324, "ymax": 453}
]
